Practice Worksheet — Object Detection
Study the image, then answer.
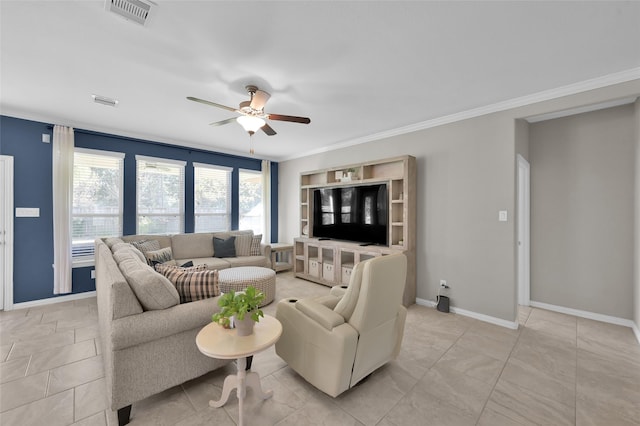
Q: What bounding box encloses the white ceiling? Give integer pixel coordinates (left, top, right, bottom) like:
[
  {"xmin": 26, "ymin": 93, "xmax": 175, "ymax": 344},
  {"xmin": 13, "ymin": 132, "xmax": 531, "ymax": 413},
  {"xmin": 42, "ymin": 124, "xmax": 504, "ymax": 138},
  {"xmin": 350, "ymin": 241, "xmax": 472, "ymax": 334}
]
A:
[{"xmin": 2, "ymin": 1, "xmax": 639, "ymax": 161}]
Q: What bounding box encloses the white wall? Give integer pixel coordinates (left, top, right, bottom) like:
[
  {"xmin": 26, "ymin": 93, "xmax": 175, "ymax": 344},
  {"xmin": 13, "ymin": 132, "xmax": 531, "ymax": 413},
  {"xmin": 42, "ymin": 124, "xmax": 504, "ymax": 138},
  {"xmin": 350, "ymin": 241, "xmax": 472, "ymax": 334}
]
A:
[{"xmin": 278, "ymin": 79, "xmax": 640, "ymax": 324}]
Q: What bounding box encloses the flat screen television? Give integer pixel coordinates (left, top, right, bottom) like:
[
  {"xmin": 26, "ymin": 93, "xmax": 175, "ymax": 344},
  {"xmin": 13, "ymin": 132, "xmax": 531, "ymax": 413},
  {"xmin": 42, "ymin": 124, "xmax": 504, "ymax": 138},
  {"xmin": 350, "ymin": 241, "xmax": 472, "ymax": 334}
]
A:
[{"xmin": 313, "ymin": 183, "xmax": 388, "ymax": 246}]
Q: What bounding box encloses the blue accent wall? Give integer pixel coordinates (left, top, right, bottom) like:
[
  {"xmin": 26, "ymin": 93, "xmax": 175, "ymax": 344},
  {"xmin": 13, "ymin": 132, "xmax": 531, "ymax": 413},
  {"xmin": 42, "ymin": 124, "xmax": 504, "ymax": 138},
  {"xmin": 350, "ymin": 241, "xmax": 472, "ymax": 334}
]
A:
[{"xmin": 0, "ymin": 115, "xmax": 278, "ymax": 304}]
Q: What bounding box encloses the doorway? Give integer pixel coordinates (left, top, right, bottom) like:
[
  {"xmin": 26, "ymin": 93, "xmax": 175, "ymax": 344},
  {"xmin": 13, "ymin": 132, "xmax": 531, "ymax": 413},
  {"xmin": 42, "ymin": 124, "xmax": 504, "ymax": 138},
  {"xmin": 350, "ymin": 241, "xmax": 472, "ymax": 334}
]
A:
[
  {"xmin": 517, "ymin": 154, "xmax": 530, "ymax": 307},
  {"xmin": 1, "ymin": 155, "xmax": 14, "ymax": 311}
]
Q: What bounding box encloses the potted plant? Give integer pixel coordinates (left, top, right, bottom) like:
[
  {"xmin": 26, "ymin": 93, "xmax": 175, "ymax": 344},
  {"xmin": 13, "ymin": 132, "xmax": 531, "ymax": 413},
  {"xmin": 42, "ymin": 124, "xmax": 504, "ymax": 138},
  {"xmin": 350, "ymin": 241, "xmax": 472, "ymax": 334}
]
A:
[
  {"xmin": 346, "ymin": 167, "xmax": 358, "ymax": 180},
  {"xmin": 211, "ymin": 286, "xmax": 265, "ymax": 336}
]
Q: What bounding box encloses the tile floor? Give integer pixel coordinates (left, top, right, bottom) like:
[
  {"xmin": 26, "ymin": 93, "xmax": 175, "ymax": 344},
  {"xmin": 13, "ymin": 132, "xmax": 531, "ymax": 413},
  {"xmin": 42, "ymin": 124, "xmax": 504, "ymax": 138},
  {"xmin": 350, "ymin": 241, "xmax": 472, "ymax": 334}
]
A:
[{"xmin": 1, "ymin": 272, "xmax": 639, "ymax": 426}]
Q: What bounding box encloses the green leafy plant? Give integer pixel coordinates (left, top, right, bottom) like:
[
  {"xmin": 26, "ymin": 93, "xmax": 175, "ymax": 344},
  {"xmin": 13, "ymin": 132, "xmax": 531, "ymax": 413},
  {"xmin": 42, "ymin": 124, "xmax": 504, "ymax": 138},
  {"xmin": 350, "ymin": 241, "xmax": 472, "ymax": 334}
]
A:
[{"xmin": 211, "ymin": 286, "xmax": 265, "ymax": 328}]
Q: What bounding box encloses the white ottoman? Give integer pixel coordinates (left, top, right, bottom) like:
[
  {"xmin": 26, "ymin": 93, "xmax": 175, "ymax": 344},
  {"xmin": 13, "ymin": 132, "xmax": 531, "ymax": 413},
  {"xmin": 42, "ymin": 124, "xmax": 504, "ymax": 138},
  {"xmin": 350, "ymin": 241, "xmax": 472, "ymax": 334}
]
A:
[{"xmin": 218, "ymin": 267, "xmax": 276, "ymax": 307}]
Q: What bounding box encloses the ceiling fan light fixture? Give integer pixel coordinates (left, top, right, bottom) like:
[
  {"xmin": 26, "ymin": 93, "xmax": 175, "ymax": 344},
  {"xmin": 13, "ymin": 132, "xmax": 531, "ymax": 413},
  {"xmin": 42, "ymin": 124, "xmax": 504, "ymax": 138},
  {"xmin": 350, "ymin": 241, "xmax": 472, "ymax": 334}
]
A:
[{"xmin": 236, "ymin": 115, "xmax": 265, "ymax": 134}]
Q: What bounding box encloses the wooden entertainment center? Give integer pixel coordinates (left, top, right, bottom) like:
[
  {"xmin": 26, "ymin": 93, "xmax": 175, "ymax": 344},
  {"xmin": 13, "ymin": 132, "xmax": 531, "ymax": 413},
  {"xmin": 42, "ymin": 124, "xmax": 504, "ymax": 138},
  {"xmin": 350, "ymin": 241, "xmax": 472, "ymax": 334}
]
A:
[{"xmin": 294, "ymin": 155, "xmax": 416, "ymax": 306}]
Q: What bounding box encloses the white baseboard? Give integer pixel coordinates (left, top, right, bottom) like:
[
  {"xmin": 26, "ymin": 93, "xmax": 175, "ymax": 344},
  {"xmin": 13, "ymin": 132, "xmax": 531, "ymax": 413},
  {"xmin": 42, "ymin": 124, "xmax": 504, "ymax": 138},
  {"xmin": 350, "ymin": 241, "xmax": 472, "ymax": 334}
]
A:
[
  {"xmin": 9, "ymin": 291, "xmax": 96, "ymax": 311},
  {"xmin": 633, "ymin": 322, "xmax": 640, "ymax": 345},
  {"xmin": 529, "ymin": 300, "xmax": 634, "ymax": 327},
  {"xmin": 416, "ymin": 297, "xmax": 437, "ymax": 308},
  {"xmin": 415, "ymin": 298, "xmax": 519, "ymax": 330},
  {"xmin": 530, "ymin": 300, "xmax": 640, "ymax": 345}
]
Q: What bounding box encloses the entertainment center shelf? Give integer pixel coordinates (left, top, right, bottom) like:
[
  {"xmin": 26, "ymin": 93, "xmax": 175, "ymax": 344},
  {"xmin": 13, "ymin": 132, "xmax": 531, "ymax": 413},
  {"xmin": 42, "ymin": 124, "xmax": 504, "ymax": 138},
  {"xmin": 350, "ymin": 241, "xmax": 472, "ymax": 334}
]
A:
[{"xmin": 296, "ymin": 155, "xmax": 416, "ymax": 306}]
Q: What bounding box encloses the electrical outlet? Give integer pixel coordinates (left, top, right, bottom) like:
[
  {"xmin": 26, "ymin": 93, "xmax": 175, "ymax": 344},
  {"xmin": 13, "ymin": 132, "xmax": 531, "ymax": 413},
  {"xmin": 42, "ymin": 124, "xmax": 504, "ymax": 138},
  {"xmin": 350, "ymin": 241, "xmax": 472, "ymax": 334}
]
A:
[{"xmin": 440, "ymin": 280, "xmax": 448, "ymax": 288}]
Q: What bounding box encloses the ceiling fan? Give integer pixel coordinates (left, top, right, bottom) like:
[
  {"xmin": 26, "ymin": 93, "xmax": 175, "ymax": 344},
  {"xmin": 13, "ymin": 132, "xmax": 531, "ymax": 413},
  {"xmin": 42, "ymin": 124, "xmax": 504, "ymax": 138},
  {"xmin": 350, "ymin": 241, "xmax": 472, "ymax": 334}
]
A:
[{"xmin": 187, "ymin": 85, "xmax": 311, "ymax": 136}]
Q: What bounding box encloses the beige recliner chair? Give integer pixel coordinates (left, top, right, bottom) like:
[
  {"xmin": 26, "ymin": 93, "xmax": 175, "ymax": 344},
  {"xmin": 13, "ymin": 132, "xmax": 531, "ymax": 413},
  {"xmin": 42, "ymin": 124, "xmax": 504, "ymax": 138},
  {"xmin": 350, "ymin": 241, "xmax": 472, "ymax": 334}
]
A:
[{"xmin": 275, "ymin": 253, "xmax": 407, "ymax": 397}]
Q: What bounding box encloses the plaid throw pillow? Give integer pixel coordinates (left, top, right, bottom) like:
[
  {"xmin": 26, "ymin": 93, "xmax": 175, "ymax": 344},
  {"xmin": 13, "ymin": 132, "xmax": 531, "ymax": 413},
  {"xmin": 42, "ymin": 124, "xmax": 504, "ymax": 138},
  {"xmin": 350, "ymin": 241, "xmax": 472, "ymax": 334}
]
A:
[
  {"xmin": 155, "ymin": 264, "xmax": 219, "ymax": 303},
  {"xmin": 250, "ymin": 234, "xmax": 262, "ymax": 256}
]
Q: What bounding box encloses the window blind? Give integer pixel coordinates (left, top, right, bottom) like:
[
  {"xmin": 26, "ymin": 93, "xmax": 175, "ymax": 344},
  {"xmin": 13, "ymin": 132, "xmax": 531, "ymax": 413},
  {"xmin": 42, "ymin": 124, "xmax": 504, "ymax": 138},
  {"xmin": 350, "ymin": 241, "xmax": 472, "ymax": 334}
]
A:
[
  {"xmin": 136, "ymin": 156, "xmax": 186, "ymax": 235},
  {"xmin": 194, "ymin": 163, "xmax": 232, "ymax": 232},
  {"xmin": 239, "ymin": 169, "xmax": 263, "ymax": 235},
  {"xmin": 72, "ymin": 149, "xmax": 124, "ymax": 258}
]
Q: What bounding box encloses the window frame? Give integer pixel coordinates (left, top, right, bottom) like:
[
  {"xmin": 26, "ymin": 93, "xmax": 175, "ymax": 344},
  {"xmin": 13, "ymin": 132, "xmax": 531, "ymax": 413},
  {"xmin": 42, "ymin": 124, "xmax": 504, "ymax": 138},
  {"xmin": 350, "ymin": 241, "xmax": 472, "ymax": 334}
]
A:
[
  {"xmin": 238, "ymin": 168, "xmax": 264, "ymax": 236},
  {"xmin": 72, "ymin": 148, "xmax": 125, "ymax": 267},
  {"xmin": 193, "ymin": 162, "xmax": 233, "ymax": 232},
  {"xmin": 135, "ymin": 155, "xmax": 186, "ymax": 235}
]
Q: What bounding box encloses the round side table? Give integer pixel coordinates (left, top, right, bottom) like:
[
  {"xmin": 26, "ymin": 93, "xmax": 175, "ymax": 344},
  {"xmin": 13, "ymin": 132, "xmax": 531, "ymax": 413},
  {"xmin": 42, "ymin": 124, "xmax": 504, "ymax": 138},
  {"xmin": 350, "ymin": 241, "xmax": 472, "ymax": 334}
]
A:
[{"xmin": 196, "ymin": 315, "xmax": 282, "ymax": 426}]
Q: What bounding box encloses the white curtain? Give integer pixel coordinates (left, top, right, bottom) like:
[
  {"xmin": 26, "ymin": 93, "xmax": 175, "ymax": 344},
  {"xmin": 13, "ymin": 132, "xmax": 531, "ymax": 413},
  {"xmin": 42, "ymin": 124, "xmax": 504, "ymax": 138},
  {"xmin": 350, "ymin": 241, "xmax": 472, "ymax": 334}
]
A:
[
  {"xmin": 262, "ymin": 160, "xmax": 271, "ymax": 243},
  {"xmin": 52, "ymin": 125, "xmax": 74, "ymax": 294}
]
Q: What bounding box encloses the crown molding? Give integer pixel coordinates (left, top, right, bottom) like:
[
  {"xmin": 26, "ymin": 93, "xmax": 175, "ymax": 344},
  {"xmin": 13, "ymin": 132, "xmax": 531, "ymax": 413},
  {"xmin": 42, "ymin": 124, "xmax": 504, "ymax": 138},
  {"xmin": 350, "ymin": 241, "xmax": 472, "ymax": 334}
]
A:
[
  {"xmin": 523, "ymin": 96, "xmax": 638, "ymax": 123},
  {"xmin": 282, "ymin": 67, "xmax": 640, "ymax": 162}
]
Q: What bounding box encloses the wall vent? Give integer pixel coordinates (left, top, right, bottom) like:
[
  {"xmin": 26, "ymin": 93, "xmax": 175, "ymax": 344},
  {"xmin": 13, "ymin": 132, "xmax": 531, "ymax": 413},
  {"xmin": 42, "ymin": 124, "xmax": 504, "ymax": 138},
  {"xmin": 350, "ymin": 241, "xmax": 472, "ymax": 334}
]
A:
[{"xmin": 105, "ymin": 0, "xmax": 155, "ymax": 26}]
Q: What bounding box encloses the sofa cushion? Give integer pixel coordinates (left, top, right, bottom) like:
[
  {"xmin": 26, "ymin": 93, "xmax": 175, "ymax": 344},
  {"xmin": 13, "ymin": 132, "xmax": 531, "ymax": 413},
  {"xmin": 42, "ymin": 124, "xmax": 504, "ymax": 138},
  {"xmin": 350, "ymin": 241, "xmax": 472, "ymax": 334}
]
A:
[
  {"xmin": 235, "ymin": 233, "xmax": 252, "ymax": 256},
  {"xmin": 145, "ymin": 247, "xmax": 175, "ymax": 266},
  {"xmin": 213, "ymin": 236, "xmax": 236, "ymax": 258},
  {"xmin": 213, "ymin": 230, "xmax": 253, "ymax": 240},
  {"xmin": 123, "ymin": 234, "xmax": 172, "ymax": 249},
  {"xmin": 171, "ymin": 233, "xmax": 214, "ymax": 259},
  {"xmin": 96, "ymin": 240, "xmax": 143, "ymax": 320},
  {"xmin": 225, "ymin": 256, "xmax": 269, "ymax": 268},
  {"xmin": 105, "ymin": 237, "xmax": 124, "ymax": 248},
  {"xmin": 111, "ymin": 242, "xmax": 132, "ymax": 253},
  {"xmin": 250, "ymin": 234, "xmax": 262, "ymax": 256},
  {"xmin": 155, "ymin": 263, "xmax": 206, "ymax": 274},
  {"xmin": 156, "ymin": 264, "xmax": 220, "ymax": 303},
  {"xmin": 175, "ymin": 257, "xmax": 230, "ymax": 270},
  {"xmin": 113, "ymin": 246, "xmax": 146, "ymax": 264},
  {"xmin": 118, "ymin": 258, "xmax": 179, "ymax": 310}
]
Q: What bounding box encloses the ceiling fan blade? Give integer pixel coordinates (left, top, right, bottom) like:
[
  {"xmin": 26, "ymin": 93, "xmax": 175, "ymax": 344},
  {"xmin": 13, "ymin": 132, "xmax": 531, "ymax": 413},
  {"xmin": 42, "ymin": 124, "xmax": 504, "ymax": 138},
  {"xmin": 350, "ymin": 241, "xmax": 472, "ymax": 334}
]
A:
[
  {"xmin": 250, "ymin": 90, "xmax": 271, "ymax": 110},
  {"xmin": 261, "ymin": 123, "xmax": 277, "ymax": 136},
  {"xmin": 209, "ymin": 117, "xmax": 237, "ymax": 127},
  {"xmin": 267, "ymin": 113, "xmax": 311, "ymax": 124},
  {"xmin": 187, "ymin": 96, "xmax": 238, "ymax": 113}
]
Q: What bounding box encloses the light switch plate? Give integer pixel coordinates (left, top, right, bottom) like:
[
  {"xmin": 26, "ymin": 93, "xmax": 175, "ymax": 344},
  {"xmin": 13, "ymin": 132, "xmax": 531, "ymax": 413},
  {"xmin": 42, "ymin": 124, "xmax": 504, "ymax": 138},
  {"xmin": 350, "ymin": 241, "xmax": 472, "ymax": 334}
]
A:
[
  {"xmin": 498, "ymin": 210, "xmax": 508, "ymax": 222},
  {"xmin": 16, "ymin": 207, "xmax": 40, "ymax": 217}
]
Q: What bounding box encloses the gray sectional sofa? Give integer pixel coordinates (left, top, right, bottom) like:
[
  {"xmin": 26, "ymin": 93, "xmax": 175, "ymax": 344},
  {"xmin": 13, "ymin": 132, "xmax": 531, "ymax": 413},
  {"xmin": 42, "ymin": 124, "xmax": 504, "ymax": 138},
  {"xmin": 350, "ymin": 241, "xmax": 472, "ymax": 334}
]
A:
[
  {"xmin": 121, "ymin": 229, "xmax": 271, "ymax": 270},
  {"xmin": 95, "ymin": 230, "xmax": 272, "ymax": 425}
]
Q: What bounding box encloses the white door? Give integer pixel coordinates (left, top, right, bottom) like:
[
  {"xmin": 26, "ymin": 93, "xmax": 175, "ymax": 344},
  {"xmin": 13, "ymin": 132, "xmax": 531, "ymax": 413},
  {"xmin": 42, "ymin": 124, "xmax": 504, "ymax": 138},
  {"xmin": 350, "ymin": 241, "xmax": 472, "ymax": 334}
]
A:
[
  {"xmin": 517, "ymin": 155, "xmax": 530, "ymax": 306},
  {"xmin": 0, "ymin": 155, "xmax": 14, "ymax": 311}
]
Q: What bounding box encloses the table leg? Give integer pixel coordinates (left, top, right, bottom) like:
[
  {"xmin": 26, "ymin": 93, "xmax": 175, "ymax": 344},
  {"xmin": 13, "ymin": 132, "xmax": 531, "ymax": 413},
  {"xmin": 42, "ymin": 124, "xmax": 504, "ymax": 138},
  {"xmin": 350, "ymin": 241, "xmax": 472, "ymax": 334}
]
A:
[
  {"xmin": 237, "ymin": 357, "xmax": 246, "ymax": 426},
  {"xmin": 245, "ymin": 371, "xmax": 273, "ymax": 400},
  {"xmin": 207, "ymin": 356, "xmax": 273, "ymax": 426},
  {"xmin": 209, "ymin": 374, "xmax": 238, "ymax": 408}
]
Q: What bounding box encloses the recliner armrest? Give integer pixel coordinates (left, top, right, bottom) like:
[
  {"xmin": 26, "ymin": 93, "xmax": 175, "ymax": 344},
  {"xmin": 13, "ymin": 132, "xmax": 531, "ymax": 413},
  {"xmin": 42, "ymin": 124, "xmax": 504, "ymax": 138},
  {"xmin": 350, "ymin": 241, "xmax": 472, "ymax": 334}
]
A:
[
  {"xmin": 330, "ymin": 285, "xmax": 348, "ymax": 299},
  {"xmin": 295, "ymin": 299, "xmax": 345, "ymax": 331}
]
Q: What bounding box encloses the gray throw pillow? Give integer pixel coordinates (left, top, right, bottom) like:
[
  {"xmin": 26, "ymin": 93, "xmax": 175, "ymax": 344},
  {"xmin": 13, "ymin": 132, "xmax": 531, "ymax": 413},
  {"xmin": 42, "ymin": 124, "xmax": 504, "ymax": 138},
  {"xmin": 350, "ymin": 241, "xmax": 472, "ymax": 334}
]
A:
[{"xmin": 213, "ymin": 236, "xmax": 236, "ymax": 258}]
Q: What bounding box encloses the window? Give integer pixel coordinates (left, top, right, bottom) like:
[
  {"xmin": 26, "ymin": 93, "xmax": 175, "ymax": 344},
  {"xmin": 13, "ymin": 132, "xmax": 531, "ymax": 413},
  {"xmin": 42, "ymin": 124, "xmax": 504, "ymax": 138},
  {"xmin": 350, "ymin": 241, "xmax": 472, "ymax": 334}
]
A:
[
  {"xmin": 239, "ymin": 169, "xmax": 263, "ymax": 235},
  {"xmin": 194, "ymin": 163, "xmax": 232, "ymax": 232},
  {"xmin": 72, "ymin": 148, "xmax": 124, "ymax": 261},
  {"xmin": 136, "ymin": 156, "xmax": 185, "ymax": 235}
]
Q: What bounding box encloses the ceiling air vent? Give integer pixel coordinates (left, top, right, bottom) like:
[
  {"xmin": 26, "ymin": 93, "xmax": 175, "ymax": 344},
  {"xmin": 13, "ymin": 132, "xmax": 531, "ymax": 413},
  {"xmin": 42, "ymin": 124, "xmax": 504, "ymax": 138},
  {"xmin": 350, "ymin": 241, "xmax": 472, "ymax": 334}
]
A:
[
  {"xmin": 92, "ymin": 94, "xmax": 119, "ymax": 107},
  {"xmin": 105, "ymin": 0, "xmax": 155, "ymax": 26}
]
